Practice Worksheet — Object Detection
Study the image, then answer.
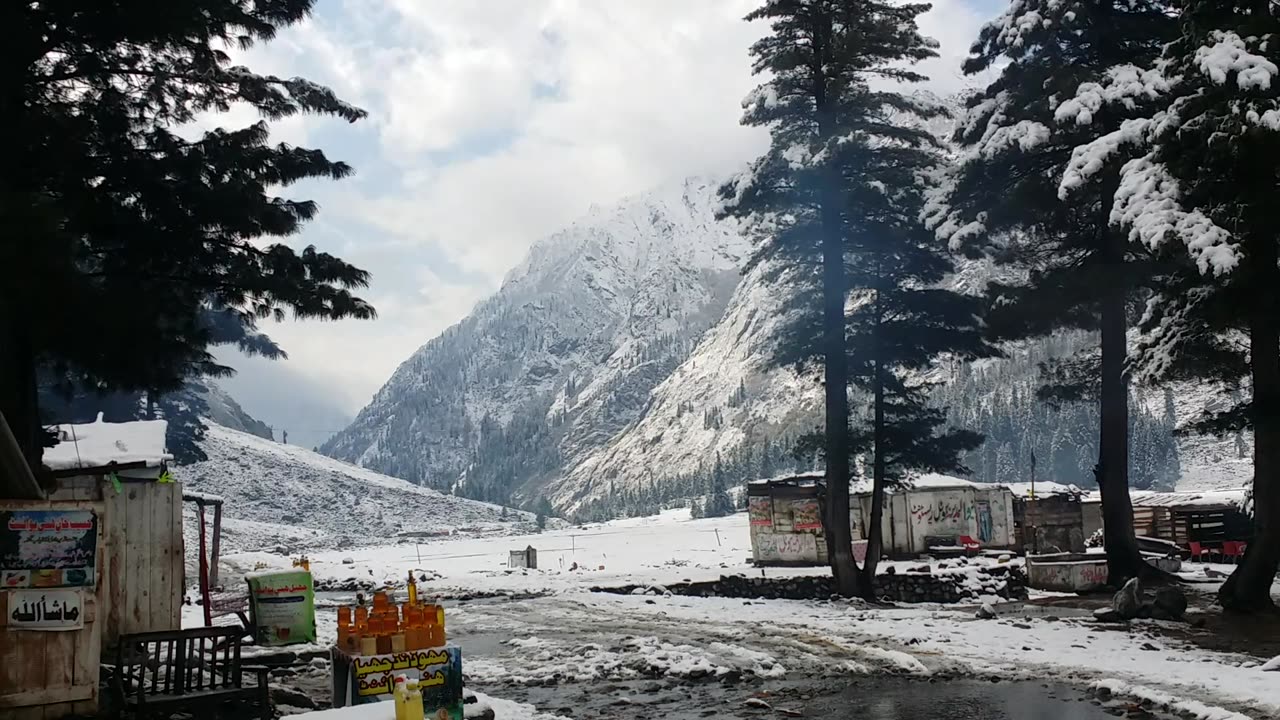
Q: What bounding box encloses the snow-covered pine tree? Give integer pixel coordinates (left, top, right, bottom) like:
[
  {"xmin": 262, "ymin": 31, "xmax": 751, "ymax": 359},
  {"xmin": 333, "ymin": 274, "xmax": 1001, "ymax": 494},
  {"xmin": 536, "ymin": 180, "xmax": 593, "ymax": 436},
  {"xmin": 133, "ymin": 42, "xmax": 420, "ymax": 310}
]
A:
[
  {"xmin": 1064, "ymin": 1, "xmax": 1280, "ymax": 611},
  {"xmin": 721, "ymin": 0, "xmax": 942, "ymax": 597},
  {"xmin": 927, "ymin": 0, "xmax": 1177, "ymax": 585}
]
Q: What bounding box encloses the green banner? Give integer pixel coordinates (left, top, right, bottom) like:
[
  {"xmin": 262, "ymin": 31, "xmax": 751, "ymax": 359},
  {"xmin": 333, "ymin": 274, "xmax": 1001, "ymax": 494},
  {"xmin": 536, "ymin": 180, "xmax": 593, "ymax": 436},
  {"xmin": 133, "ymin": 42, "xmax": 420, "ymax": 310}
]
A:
[{"xmin": 246, "ymin": 569, "xmax": 316, "ymax": 646}]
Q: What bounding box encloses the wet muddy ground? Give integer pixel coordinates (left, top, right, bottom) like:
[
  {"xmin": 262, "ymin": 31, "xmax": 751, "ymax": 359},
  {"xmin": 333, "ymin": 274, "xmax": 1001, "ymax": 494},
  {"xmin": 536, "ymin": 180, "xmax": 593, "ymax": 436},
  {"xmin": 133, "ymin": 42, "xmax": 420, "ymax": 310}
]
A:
[{"xmin": 280, "ymin": 592, "xmax": 1196, "ymax": 719}]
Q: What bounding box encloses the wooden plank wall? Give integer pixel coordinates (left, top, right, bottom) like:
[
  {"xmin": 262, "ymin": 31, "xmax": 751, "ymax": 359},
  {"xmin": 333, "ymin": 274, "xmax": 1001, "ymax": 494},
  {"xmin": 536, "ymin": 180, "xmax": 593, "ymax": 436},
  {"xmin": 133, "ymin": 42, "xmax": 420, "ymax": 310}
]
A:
[
  {"xmin": 0, "ymin": 499, "xmax": 104, "ymax": 719},
  {"xmin": 102, "ymin": 479, "xmax": 183, "ymax": 650}
]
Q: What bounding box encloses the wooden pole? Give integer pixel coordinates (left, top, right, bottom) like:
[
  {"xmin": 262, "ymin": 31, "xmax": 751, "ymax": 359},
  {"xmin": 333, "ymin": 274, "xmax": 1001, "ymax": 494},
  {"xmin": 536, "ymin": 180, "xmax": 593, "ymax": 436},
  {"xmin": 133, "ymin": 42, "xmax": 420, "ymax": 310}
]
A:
[
  {"xmin": 209, "ymin": 502, "xmax": 222, "ymax": 589},
  {"xmin": 1029, "ymin": 451, "xmax": 1038, "ymax": 555}
]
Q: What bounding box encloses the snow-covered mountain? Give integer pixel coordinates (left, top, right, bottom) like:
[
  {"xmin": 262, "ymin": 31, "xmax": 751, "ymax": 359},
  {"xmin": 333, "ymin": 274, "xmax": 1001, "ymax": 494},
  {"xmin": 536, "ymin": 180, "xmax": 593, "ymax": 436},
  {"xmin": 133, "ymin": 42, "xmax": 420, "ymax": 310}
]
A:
[
  {"xmin": 553, "ymin": 258, "xmax": 823, "ymax": 512},
  {"xmin": 321, "ymin": 177, "xmax": 750, "ymax": 507},
  {"xmin": 179, "ymin": 422, "xmax": 534, "ymax": 556},
  {"xmin": 320, "ymin": 127, "xmax": 1245, "ymax": 517}
]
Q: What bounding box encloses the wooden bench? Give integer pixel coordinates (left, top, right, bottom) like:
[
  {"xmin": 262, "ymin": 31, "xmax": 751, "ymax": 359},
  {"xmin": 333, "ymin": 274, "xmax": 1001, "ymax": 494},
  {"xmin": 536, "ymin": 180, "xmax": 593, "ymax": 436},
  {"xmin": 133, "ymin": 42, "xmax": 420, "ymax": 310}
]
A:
[{"xmin": 112, "ymin": 626, "xmax": 271, "ymax": 719}]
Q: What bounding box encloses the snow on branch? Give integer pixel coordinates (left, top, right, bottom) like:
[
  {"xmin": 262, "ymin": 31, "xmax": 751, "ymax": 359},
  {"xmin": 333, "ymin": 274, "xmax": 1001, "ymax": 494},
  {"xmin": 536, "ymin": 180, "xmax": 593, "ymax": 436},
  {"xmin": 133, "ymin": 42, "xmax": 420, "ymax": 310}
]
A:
[
  {"xmin": 1112, "ymin": 155, "xmax": 1238, "ymax": 275},
  {"xmin": 991, "ymin": 1, "xmax": 1054, "ymax": 50},
  {"xmin": 1196, "ymin": 31, "xmax": 1278, "ymax": 91},
  {"xmin": 1054, "ymin": 63, "xmax": 1176, "ymax": 126},
  {"xmin": 1059, "ymin": 116, "xmax": 1156, "ymax": 196},
  {"xmin": 919, "ymin": 167, "xmax": 986, "ymax": 251}
]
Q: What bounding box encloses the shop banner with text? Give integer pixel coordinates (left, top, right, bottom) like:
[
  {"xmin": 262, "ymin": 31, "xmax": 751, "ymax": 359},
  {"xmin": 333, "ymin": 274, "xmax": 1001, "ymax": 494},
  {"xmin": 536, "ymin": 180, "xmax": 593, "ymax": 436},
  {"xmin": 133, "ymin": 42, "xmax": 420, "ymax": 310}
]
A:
[{"xmin": 0, "ymin": 510, "xmax": 97, "ymax": 589}]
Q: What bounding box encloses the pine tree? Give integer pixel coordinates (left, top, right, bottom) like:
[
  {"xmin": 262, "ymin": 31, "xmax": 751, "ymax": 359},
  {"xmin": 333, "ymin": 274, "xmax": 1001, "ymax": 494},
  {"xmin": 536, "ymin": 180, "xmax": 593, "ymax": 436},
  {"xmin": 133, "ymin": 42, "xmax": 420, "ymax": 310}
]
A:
[
  {"xmin": 534, "ymin": 497, "xmax": 554, "ymax": 531},
  {"xmin": 722, "ymin": 0, "xmax": 943, "ymax": 598},
  {"xmin": 0, "ymin": 1, "xmax": 374, "ymax": 471},
  {"xmin": 927, "ymin": 0, "xmax": 1176, "ymax": 585},
  {"xmin": 703, "ymin": 453, "xmax": 736, "ymax": 518},
  {"xmin": 837, "ymin": 133, "xmax": 996, "ymax": 588},
  {"xmin": 1068, "ymin": 0, "xmax": 1280, "ymax": 611}
]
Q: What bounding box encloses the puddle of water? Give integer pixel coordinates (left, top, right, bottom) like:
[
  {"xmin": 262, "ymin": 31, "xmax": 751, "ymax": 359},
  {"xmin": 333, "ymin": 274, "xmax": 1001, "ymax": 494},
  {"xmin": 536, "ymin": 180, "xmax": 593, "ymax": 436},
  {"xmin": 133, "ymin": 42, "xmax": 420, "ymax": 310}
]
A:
[
  {"xmin": 482, "ymin": 676, "xmax": 1156, "ymax": 720},
  {"xmin": 808, "ymin": 679, "xmax": 1136, "ymax": 719}
]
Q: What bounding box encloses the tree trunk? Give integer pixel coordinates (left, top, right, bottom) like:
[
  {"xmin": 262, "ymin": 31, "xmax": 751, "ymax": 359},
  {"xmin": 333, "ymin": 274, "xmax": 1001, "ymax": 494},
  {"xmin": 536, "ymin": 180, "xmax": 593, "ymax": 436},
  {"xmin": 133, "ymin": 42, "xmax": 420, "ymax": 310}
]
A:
[
  {"xmin": 809, "ymin": 18, "xmax": 857, "ymax": 598},
  {"xmin": 819, "ymin": 179, "xmax": 857, "ymax": 596},
  {"xmin": 1097, "ymin": 230, "xmax": 1146, "ymax": 586},
  {"xmin": 0, "ymin": 308, "xmax": 41, "ymax": 473},
  {"xmin": 859, "ymin": 274, "xmax": 886, "ymax": 600},
  {"xmin": 0, "ymin": 8, "xmax": 42, "ymax": 475},
  {"xmin": 1220, "ymin": 236, "xmax": 1280, "ymax": 613}
]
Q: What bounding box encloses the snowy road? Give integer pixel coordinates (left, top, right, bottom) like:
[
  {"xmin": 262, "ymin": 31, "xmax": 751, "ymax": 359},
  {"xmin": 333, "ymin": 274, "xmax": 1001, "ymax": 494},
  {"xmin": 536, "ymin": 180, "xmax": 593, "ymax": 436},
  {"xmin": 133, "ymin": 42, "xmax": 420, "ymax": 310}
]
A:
[
  {"xmin": 438, "ymin": 593, "xmax": 1273, "ymax": 720},
  {"xmin": 440, "ymin": 593, "xmax": 1189, "ymax": 719},
  {"xmin": 219, "ymin": 510, "xmax": 1278, "ymax": 720}
]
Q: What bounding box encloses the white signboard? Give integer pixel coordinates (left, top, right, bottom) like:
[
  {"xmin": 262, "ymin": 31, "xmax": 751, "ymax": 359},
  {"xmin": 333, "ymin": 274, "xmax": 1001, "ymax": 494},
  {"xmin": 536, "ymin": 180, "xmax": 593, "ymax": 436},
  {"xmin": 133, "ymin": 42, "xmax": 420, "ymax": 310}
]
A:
[
  {"xmin": 7, "ymin": 589, "xmax": 83, "ymax": 630},
  {"xmin": 754, "ymin": 532, "xmax": 818, "ymax": 562}
]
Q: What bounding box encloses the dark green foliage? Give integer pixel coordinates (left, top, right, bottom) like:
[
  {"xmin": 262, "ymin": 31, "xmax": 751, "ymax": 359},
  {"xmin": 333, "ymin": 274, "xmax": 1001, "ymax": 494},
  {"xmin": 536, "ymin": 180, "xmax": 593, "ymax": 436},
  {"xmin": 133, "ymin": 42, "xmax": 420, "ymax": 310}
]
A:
[
  {"xmin": 702, "ymin": 454, "xmax": 737, "ymax": 518},
  {"xmin": 534, "ymin": 497, "xmax": 554, "ymax": 530},
  {"xmin": 1, "ymin": 0, "xmax": 374, "ymax": 469},
  {"xmin": 937, "ymin": 336, "xmax": 1179, "ymax": 490}
]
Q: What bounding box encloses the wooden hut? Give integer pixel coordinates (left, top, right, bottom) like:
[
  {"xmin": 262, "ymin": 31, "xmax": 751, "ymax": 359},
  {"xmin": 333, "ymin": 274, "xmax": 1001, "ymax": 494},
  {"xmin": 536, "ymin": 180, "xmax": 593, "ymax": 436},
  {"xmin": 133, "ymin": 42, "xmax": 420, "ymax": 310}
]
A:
[
  {"xmin": 747, "ymin": 472, "xmax": 1017, "ymax": 564},
  {"xmin": 1081, "ymin": 488, "xmax": 1251, "ymax": 549},
  {"xmin": 1001, "ymin": 482, "xmax": 1087, "ymax": 554},
  {"xmin": 0, "ymin": 414, "xmax": 182, "ymax": 719}
]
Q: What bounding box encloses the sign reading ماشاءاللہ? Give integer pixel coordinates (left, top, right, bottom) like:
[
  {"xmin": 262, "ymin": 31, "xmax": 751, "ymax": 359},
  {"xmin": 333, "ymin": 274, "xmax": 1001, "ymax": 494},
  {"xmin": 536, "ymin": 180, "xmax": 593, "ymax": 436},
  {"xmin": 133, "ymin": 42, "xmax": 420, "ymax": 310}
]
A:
[
  {"xmin": 246, "ymin": 570, "xmax": 316, "ymax": 646},
  {"xmin": 0, "ymin": 510, "xmax": 97, "ymax": 589},
  {"xmin": 8, "ymin": 589, "xmax": 84, "ymax": 630}
]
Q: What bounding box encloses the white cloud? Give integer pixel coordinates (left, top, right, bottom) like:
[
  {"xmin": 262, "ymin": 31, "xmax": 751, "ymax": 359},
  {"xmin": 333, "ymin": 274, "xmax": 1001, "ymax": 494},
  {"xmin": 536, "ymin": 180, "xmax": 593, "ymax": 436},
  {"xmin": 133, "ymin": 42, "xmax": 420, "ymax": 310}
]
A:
[{"xmin": 211, "ymin": 0, "xmax": 1000, "ymax": 417}]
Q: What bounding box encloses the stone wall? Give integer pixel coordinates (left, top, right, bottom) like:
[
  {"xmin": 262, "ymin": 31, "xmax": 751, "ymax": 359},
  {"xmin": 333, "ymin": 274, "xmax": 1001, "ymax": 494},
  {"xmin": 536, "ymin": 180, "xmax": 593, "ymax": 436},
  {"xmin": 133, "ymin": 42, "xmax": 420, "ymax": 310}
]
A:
[{"xmin": 594, "ymin": 564, "xmax": 1027, "ymax": 604}]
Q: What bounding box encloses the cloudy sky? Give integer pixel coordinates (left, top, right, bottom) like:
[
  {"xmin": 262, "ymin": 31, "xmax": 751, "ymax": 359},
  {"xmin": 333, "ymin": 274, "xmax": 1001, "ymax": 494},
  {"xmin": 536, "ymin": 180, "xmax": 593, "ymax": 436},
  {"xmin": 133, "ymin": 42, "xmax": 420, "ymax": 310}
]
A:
[{"xmin": 214, "ymin": 0, "xmax": 1008, "ymax": 445}]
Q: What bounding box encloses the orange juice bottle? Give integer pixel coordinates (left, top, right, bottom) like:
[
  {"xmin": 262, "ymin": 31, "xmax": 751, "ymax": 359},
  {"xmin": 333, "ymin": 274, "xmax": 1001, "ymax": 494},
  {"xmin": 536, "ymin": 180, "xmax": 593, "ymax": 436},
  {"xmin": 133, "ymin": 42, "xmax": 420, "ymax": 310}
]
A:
[
  {"xmin": 354, "ymin": 606, "xmax": 372, "ymax": 655},
  {"xmin": 403, "ymin": 605, "xmax": 419, "ymax": 650},
  {"xmin": 376, "ymin": 614, "xmax": 393, "ymax": 654},
  {"xmin": 337, "ymin": 606, "xmax": 351, "ymax": 651}
]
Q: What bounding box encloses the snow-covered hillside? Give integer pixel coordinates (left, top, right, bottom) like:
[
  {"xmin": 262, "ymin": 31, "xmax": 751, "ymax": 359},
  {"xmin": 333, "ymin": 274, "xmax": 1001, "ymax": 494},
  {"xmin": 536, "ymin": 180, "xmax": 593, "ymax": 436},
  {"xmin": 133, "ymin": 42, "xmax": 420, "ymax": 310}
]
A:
[
  {"xmin": 553, "ymin": 259, "xmax": 821, "ymax": 512},
  {"xmin": 178, "ymin": 423, "xmax": 534, "ymax": 556},
  {"xmin": 321, "ymin": 177, "xmax": 749, "ymax": 506}
]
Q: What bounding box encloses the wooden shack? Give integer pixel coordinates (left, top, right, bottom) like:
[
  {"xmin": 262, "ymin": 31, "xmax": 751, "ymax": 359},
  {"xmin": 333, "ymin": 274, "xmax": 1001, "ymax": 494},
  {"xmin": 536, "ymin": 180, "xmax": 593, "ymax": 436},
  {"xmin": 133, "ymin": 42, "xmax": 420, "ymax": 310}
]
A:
[
  {"xmin": 0, "ymin": 415, "xmax": 182, "ymax": 719},
  {"xmin": 747, "ymin": 473, "xmax": 829, "ymax": 565},
  {"xmin": 747, "ymin": 472, "xmax": 1017, "ymax": 564},
  {"xmin": 1002, "ymin": 482, "xmax": 1087, "ymax": 554},
  {"xmin": 1081, "ymin": 488, "xmax": 1251, "ymax": 549}
]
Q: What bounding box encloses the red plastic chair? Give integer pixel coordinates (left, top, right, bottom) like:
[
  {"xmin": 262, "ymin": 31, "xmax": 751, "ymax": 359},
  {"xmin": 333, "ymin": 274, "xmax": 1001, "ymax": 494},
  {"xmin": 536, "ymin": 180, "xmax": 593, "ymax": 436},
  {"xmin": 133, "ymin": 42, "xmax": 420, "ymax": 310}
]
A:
[
  {"xmin": 1221, "ymin": 541, "xmax": 1247, "ymax": 564},
  {"xmin": 1189, "ymin": 541, "xmax": 1214, "ymax": 563},
  {"xmin": 959, "ymin": 535, "xmax": 981, "ymax": 555}
]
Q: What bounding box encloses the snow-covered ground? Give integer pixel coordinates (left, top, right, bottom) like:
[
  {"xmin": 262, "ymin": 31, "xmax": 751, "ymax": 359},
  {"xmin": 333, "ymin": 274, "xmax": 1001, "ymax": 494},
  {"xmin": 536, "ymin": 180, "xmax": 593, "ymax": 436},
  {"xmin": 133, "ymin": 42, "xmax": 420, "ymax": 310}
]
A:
[{"xmin": 211, "ymin": 508, "xmax": 1279, "ymax": 720}]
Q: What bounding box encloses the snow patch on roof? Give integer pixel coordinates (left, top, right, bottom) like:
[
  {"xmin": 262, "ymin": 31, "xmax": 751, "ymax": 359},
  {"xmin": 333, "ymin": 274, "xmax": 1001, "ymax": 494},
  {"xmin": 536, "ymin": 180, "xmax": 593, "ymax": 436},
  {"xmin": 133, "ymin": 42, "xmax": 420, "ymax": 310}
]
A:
[
  {"xmin": 1000, "ymin": 481, "xmax": 1083, "ymax": 499},
  {"xmin": 43, "ymin": 414, "xmax": 171, "ymax": 471}
]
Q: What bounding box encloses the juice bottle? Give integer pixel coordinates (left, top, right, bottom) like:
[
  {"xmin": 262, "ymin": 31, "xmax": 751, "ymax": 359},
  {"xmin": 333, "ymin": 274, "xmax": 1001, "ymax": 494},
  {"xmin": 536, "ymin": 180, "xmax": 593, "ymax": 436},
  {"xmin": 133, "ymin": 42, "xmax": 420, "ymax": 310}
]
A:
[
  {"xmin": 359, "ymin": 630, "xmax": 377, "ymax": 656},
  {"xmin": 391, "ymin": 610, "xmax": 407, "ymax": 653},
  {"xmin": 393, "ymin": 675, "xmax": 410, "ymax": 720},
  {"xmin": 337, "ymin": 606, "xmax": 352, "ymax": 650},
  {"xmin": 353, "ymin": 606, "xmax": 370, "ymax": 655},
  {"xmin": 405, "ymin": 680, "xmax": 426, "ymax": 720},
  {"xmin": 375, "ymin": 614, "xmax": 393, "ymax": 655},
  {"xmin": 407, "ymin": 572, "xmax": 418, "ymax": 606},
  {"xmin": 404, "ymin": 605, "xmax": 421, "ymax": 650}
]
